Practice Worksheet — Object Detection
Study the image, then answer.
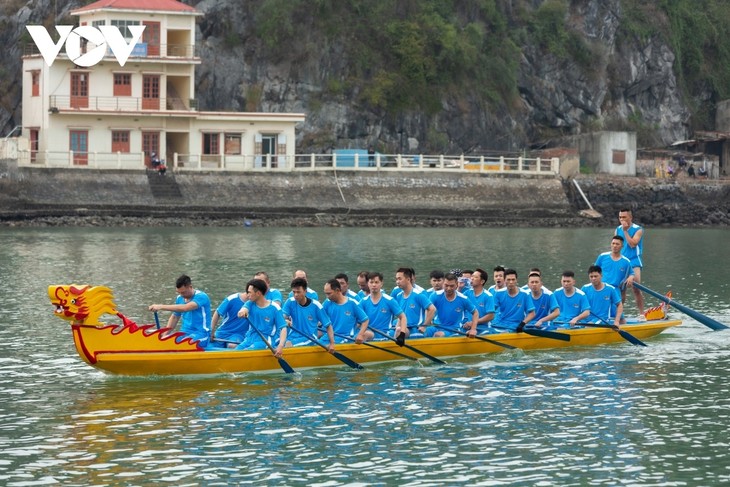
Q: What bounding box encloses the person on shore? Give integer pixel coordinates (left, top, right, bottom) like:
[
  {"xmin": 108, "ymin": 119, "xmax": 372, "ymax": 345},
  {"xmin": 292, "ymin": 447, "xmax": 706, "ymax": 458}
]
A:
[
  {"xmin": 254, "ymin": 271, "xmax": 283, "ymax": 307},
  {"xmin": 356, "ymin": 271, "xmax": 407, "ymax": 343},
  {"xmin": 394, "ymin": 267, "xmax": 436, "ymax": 338},
  {"xmin": 335, "ymin": 273, "xmax": 360, "ymax": 302},
  {"xmin": 527, "ymin": 272, "xmax": 559, "ymax": 328},
  {"xmin": 235, "ymin": 278, "xmax": 288, "ymax": 356},
  {"xmin": 581, "ymin": 265, "xmax": 622, "ymax": 327},
  {"xmin": 552, "ymin": 270, "xmax": 591, "ymax": 327},
  {"xmin": 286, "ymin": 269, "xmax": 319, "ymax": 302},
  {"xmin": 149, "ymin": 274, "xmax": 212, "ymax": 347},
  {"xmin": 323, "ymin": 278, "xmax": 369, "ymax": 342},
  {"xmin": 210, "ymin": 289, "xmax": 249, "ymax": 348},
  {"xmin": 464, "ymin": 267, "xmax": 495, "ymax": 334},
  {"xmin": 491, "ymin": 269, "xmax": 535, "ymax": 333},
  {"xmin": 282, "ymin": 277, "xmax": 335, "ymax": 350},
  {"xmin": 615, "ymin": 209, "xmax": 645, "ymax": 316},
  {"xmin": 687, "ymin": 164, "xmax": 695, "ymax": 177},
  {"xmin": 429, "ymin": 272, "xmax": 478, "ymax": 337}
]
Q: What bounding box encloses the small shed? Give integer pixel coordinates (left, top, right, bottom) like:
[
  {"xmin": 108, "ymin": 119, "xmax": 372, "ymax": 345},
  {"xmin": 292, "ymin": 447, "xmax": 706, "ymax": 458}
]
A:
[{"xmin": 575, "ymin": 131, "xmax": 636, "ymax": 176}]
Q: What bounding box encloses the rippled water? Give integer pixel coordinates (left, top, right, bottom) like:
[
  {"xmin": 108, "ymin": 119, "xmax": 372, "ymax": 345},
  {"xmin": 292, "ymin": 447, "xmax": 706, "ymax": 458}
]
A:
[{"xmin": 1, "ymin": 226, "xmax": 729, "ymax": 485}]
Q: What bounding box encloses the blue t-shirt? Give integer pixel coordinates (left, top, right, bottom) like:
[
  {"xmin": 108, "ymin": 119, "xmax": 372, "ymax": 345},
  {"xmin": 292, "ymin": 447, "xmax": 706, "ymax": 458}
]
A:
[
  {"xmin": 616, "ymin": 223, "xmax": 644, "ymax": 267},
  {"xmin": 581, "ymin": 283, "xmax": 621, "ymax": 322},
  {"xmin": 214, "ymin": 292, "xmax": 249, "ymax": 341},
  {"xmin": 323, "ymin": 297, "xmax": 368, "ymax": 337},
  {"xmin": 595, "ymin": 252, "xmax": 634, "ymax": 288},
  {"xmin": 464, "ymin": 289, "xmax": 495, "ymax": 323},
  {"xmin": 430, "ymin": 290, "xmax": 477, "ymax": 329},
  {"xmin": 529, "ymin": 289, "xmax": 559, "ymax": 324},
  {"xmin": 282, "ymin": 297, "xmax": 331, "ymax": 342},
  {"xmin": 238, "ymin": 300, "xmax": 287, "ymax": 348},
  {"xmin": 359, "ymin": 293, "xmax": 404, "ymax": 332},
  {"xmin": 173, "ymin": 289, "xmax": 211, "ymax": 341},
  {"xmin": 266, "ymin": 288, "xmax": 284, "ymax": 305},
  {"xmin": 394, "ymin": 288, "xmax": 433, "ymax": 327},
  {"xmin": 492, "ymin": 289, "xmax": 535, "ymax": 330},
  {"xmin": 553, "ymin": 287, "xmax": 591, "ymax": 323}
]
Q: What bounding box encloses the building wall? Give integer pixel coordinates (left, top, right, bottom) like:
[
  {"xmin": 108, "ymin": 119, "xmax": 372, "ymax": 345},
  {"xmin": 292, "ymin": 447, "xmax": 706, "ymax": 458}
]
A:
[
  {"xmin": 577, "ymin": 131, "xmax": 636, "ymax": 176},
  {"xmin": 716, "ymin": 100, "xmax": 730, "ymax": 132}
]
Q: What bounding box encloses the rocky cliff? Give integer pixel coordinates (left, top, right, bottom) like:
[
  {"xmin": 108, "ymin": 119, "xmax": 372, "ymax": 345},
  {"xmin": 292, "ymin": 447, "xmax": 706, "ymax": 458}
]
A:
[{"xmin": 0, "ymin": 0, "xmax": 719, "ymax": 153}]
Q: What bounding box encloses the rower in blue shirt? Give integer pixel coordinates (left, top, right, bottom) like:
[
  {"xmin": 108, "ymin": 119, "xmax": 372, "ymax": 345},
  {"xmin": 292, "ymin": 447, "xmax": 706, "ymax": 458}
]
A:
[
  {"xmin": 235, "ymin": 278, "xmax": 287, "ymax": 356},
  {"xmin": 357, "ymin": 271, "xmax": 407, "ymax": 343},
  {"xmin": 464, "ymin": 268, "xmax": 495, "ymax": 334},
  {"xmin": 148, "ymin": 274, "xmax": 211, "ymax": 347},
  {"xmin": 581, "ymin": 265, "xmax": 623, "ymax": 326},
  {"xmin": 491, "ymin": 269, "xmax": 535, "ymax": 333},
  {"xmin": 429, "ymin": 272, "xmax": 478, "ymax": 337},
  {"xmin": 323, "ymin": 278, "xmax": 369, "ymax": 342},
  {"xmin": 282, "ymin": 277, "xmax": 335, "ymax": 349},
  {"xmin": 552, "ymin": 270, "xmax": 591, "ymax": 327},
  {"xmin": 211, "ymin": 291, "xmax": 249, "ymax": 347}
]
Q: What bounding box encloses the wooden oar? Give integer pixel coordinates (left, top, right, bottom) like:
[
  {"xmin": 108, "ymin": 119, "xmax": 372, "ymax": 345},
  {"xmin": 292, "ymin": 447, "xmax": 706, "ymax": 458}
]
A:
[
  {"xmin": 492, "ymin": 324, "xmax": 570, "ymax": 342},
  {"xmin": 633, "ymin": 282, "xmax": 728, "ymax": 331},
  {"xmin": 587, "ymin": 313, "xmax": 647, "ymax": 347},
  {"xmin": 332, "ymin": 331, "xmax": 418, "ymax": 361},
  {"xmin": 433, "ymin": 324, "xmax": 517, "ymax": 350},
  {"xmin": 288, "ymin": 323, "xmax": 363, "ymax": 370},
  {"xmin": 368, "ymin": 327, "xmax": 446, "ymax": 364},
  {"xmin": 249, "ymin": 326, "xmax": 295, "ymax": 374}
]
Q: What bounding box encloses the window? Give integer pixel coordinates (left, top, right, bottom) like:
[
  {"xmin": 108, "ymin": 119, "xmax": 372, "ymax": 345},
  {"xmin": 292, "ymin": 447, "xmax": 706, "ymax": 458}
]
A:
[
  {"xmin": 612, "ymin": 150, "xmax": 626, "ymax": 165},
  {"xmin": 261, "ymin": 134, "xmax": 277, "ymax": 155},
  {"xmin": 203, "ymin": 133, "xmax": 220, "ymax": 154},
  {"xmin": 110, "ymin": 20, "xmax": 141, "ymax": 40},
  {"xmin": 224, "ymin": 134, "xmax": 242, "ymax": 155},
  {"xmin": 70, "ymin": 130, "xmax": 88, "ymax": 165},
  {"xmin": 31, "ymin": 70, "xmax": 40, "ymax": 97},
  {"xmin": 111, "ymin": 130, "xmax": 130, "ymax": 153},
  {"xmin": 113, "ymin": 73, "xmax": 131, "ymax": 96}
]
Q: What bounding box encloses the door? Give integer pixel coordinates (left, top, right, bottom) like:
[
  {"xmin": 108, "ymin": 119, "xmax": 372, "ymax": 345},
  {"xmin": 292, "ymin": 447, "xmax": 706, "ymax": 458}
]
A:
[
  {"xmin": 143, "ymin": 21, "xmax": 160, "ymax": 57},
  {"xmin": 30, "ymin": 129, "xmax": 39, "ymax": 163},
  {"xmin": 142, "ymin": 75, "xmax": 160, "ymax": 110},
  {"xmin": 70, "ymin": 130, "xmax": 88, "ymax": 165},
  {"xmin": 70, "ymin": 72, "xmax": 88, "ymax": 109},
  {"xmin": 142, "ymin": 132, "xmax": 160, "ymax": 167}
]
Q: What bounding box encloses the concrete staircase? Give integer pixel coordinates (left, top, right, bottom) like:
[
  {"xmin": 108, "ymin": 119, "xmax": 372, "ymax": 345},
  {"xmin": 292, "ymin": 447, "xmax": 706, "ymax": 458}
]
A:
[
  {"xmin": 147, "ymin": 170, "xmax": 183, "ymax": 201},
  {"xmin": 166, "ymin": 85, "xmax": 187, "ymax": 110}
]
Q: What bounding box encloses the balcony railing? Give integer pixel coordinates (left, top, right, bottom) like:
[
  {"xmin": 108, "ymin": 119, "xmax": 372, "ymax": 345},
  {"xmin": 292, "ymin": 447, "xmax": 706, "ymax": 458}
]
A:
[
  {"xmin": 49, "ymin": 95, "xmax": 197, "ymax": 112},
  {"xmin": 23, "ymin": 43, "xmax": 199, "ymax": 60},
  {"xmin": 16, "ymin": 150, "xmax": 560, "ymax": 176}
]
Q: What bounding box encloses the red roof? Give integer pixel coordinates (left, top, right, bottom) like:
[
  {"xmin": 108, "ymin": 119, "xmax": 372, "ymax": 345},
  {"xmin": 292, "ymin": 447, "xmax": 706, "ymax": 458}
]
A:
[{"xmin": 72, "ymin": 0, "xmax": 198, "ymax": 14}]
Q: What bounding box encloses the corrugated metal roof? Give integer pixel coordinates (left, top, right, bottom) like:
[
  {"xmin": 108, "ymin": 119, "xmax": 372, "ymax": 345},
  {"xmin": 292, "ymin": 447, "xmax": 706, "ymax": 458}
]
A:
[{"xmin": 72, "ymin": 0, "xmax": 197, "ymax": 14}]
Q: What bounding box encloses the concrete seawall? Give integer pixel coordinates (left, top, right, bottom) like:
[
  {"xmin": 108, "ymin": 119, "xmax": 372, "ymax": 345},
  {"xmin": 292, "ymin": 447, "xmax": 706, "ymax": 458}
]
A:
[{"xmin": 1, "ymin": 161, "xmax": 728, "ymax": 226}]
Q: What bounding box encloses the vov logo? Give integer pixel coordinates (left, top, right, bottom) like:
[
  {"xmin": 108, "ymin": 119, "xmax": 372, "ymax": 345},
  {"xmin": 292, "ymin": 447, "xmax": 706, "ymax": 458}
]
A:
[{"xmin": 27, "ymin": 25, "xmax": 146, "ymax": 67}]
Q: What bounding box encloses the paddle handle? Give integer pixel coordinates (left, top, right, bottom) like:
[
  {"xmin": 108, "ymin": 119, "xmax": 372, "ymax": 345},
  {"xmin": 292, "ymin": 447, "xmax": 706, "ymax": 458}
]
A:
[{"xmin": 633, "ymin": 282, "xmax": 728, "ymax": 331}]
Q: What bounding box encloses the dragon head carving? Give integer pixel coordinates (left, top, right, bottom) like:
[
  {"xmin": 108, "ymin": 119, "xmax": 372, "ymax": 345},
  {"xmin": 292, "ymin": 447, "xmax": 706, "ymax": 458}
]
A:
[{"xmin": 48, "ymin": 285, "xmax": 118, "ymax": 325}]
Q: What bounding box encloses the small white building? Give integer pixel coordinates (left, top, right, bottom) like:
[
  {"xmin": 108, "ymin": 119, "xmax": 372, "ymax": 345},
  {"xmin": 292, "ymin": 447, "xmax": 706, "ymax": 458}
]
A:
[
  {"xmin": 21, "ymin": 0, "xmax": 305, "ymax": 170},
  {"xmin": 575, "ymin": 131, "xmax": 637, "ymax": 176}
]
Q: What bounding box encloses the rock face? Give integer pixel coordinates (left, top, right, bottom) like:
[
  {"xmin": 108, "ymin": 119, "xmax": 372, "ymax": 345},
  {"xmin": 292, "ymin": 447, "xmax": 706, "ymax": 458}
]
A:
[{"xmin": 0, "ymin": 0, "xmax": 694, "ymax": 152}]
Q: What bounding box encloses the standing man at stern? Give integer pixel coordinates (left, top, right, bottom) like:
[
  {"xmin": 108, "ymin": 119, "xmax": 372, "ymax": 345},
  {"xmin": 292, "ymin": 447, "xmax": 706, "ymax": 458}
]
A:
[{"xmin": 615, "ymin": 208, "xmax": 645, "ymax": 315}]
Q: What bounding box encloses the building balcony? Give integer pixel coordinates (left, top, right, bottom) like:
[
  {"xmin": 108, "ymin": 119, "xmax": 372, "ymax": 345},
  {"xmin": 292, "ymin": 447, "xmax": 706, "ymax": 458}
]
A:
[
  {"xmin": 49, "ymin": 95, "xmax": 197, "ymax": 113},
  {"xmin": 23, "ymin": 43, "xmax": 200, "ymax": 63}
]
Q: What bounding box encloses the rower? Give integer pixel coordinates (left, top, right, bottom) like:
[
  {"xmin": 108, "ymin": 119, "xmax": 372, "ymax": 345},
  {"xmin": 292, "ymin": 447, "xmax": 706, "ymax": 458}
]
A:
[
  {"xmin": 581, "ymin": 265, "xmax": 623, "ymax": 327},
  {"xmin": 356, "ymin": 271, "xmax": 407, "ymax": 343},
  {"xmin": 491, "ymin": 269, "xmax": 535, "ymax": 333},
  {"xmin": 282, "ymin": 277, "xmax": 335, "ymax": 350},
  {"xmin": 552, "ymin": 270, "xmax": 591, "ymax": 327},
  {"xmin": 322, "ymin": 278, "xmax": 369, "ymax": 342},
  {"xmin": 393, "ymin": 267, "xmax": 436, "ymax": 338}
]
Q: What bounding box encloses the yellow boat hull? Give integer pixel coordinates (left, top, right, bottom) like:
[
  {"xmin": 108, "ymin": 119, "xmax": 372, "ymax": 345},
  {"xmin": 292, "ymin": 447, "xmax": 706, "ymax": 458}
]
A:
[{"xmin": 69, "ymin": 319, "xmax": 682, "ymax": 376}]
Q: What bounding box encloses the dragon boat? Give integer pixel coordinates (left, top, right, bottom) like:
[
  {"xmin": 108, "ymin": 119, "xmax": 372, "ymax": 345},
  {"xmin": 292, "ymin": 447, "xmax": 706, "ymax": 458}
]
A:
[{"xmin": 49, "ymin": 284, "xmax": 682, "ymax": 376}]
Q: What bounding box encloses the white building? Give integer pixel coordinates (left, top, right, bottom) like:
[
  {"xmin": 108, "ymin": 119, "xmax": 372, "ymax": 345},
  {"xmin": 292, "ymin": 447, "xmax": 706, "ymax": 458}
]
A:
[{"xmin": 21, "ymin": 0, "xmax": 305, "ymax": 170}]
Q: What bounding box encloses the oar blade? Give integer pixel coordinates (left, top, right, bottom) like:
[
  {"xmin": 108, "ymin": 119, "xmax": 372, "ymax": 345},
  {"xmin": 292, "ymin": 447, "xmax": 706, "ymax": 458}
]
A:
[
  {"xmin": 634, "ymin": 282, "xmax": 728, "ymax": 331},
  {"xmin": 333, "ymin": 351, "xmax": 365, "ymax": 370},
  {"xmin": 523, "ymin": 328, "xmax": 571, "ymax": 342},
  {"xmin": 278, "ymin": 357, "xmax": 296, "ymax": 374},
  {"xmin": 617, "ymin": 329, "xmax": 648, "ymax": 347}
]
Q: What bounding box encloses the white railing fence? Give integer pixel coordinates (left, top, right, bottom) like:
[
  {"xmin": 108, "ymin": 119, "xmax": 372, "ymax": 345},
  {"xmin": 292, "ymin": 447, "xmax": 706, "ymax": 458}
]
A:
[{"xmin": 16, "ymin": 150, "xmax": 560, "ymax": 176}]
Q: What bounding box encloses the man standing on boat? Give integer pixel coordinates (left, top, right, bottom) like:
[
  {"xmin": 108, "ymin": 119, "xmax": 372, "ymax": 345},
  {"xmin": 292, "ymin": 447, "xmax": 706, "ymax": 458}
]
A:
[
  {"xmin": 394, "ymin": 267, "xmax": 436, "ymax": 338},
  {"xmin": 491, "ymin": 269, "xmax": 535, "ymax": 333},
  {"xmin": 323, "ymin": 278, "xmax": 369, "ymax": 342},
  {"xmin": 149, "ymin": 274, "xmax": 212, "ymax": 347},
  {"xmin": 615, "ymin": 209, "xmax": 645, "ymax": 316},
  {"xmin": 357, "ymin": 272, "xmax": 407, "ymax": 343},
  {"xmin": 464, "ymin": 268, "xmax": 496, "ymax": 334},
  {"xmin": 236, "ymin": 278, "xmax": 288, "ymax": 357},
  {"xmin": 552, "ymin": 270, "xmax": 591, "ymax": 327},
  {"xmin": 581, "ymin": 265, "xmax": 623, "ymax": 327},
  {"xmin": 283, "ymin": 277, "xmax": 335, "ymax": 351},
  {"xmin": 429, "ymin": 272, "xmax": 479, "ymax": 337}
]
